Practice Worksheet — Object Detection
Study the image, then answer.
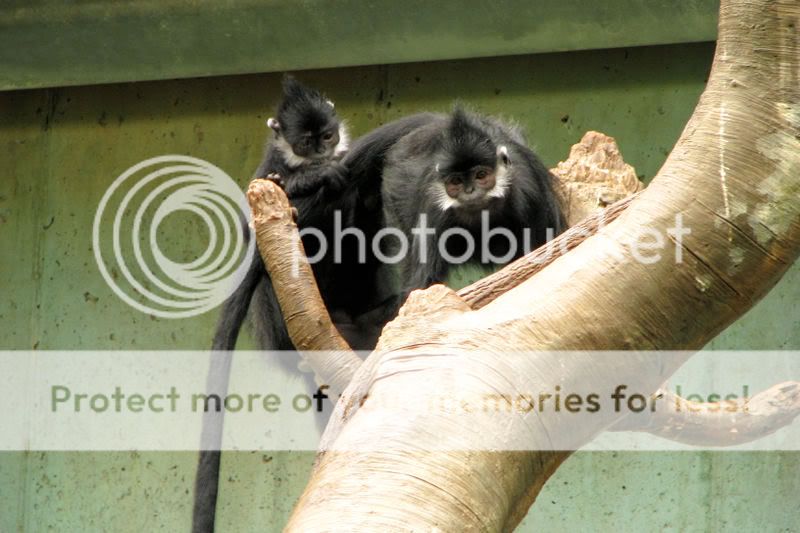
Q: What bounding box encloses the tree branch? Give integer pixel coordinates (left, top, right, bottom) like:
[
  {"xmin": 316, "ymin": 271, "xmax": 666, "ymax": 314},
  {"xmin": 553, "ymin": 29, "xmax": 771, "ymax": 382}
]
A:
[
  {"xmin": 611, "ymin": 381, "xmax": 800, "ymax": 446},
  {"xmin": 246, "ymin": 179, "xmax": 361, "ymax": 396},
  {"xmin": 458, "ymin": 192, "xmax": 638, "ymax": 309}
]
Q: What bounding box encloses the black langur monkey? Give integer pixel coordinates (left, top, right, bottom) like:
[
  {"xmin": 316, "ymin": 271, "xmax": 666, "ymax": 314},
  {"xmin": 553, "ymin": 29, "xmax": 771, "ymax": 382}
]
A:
[
  {"xmin": 254, "ymin": 75, "xmax": 350, "ymax": 201},
  {"xmin": 192, "ymin": 76, "xmax": 385, "ymax": 533},
  {"xmin": 396, "ymin": 108, "xmax": 565, "ymax": 288},
  {"xmin": 378, "ymin": 107, "xmax": 566, "ymax": 292}
]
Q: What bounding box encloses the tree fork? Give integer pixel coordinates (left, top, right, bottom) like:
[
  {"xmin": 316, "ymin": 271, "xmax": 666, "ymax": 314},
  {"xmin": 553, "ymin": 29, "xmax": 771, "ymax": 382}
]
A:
[
  {"xmin": 244, "ymin": 0, "xmax": 800, "ymax": 529},
  {"xmin": 283, "ymin": 0, "xmax": 800, "ymax": 530}
]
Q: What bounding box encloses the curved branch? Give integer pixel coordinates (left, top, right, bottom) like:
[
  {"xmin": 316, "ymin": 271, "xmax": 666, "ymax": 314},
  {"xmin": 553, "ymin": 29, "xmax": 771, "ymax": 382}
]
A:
[
  {"xmin": 611, "ymin": 382, "xmax": 800, "ymax": 446},
  {"xmin": 288, "ymin": 1, "xmax": 800, "ymax": 530},
  {"xmin": 246, "ymin": 179, "xmax": 361, "ymax": 396}
]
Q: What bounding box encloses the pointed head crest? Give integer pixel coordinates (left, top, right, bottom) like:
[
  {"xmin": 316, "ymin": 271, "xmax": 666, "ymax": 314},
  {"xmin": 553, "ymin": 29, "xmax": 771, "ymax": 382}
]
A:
[
  {"xmin": 274, "ymin": 74, "xmax": 339, "ymax": 141},
  {"xmin": 439, "ymin": 107, "xmax": 497, "ymax": 172}
]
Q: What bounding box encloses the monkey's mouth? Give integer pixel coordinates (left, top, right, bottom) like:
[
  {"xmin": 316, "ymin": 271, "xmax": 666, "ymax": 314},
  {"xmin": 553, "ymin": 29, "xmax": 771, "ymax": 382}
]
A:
[
  {"xmin": 310, "ymin": 147, "xmax": 336, "ymax": 160},
  {"xmin": 455, "ymin": 191, "xmax": 493, "ymax": 209}
]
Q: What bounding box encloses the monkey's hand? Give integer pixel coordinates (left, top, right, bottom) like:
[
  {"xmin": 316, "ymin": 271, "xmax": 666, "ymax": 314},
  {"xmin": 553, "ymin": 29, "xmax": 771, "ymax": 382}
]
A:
[{"xmin": 265, "ymin": 172, "xmax": 285, "ymax": 189}]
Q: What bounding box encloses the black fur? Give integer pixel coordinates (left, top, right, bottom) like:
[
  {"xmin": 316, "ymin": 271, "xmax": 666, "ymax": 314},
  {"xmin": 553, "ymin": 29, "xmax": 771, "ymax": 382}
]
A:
[
  {"xmin": 192, "ymin": 77, "xmax": 383, "ymax": 533},
  {"xmin": 380, "ymin": 108, "xmax": 566, "ymax": 292},
  {"xmin": 254, "ymin": 76, "xmax": 349, "ymax": 199}
]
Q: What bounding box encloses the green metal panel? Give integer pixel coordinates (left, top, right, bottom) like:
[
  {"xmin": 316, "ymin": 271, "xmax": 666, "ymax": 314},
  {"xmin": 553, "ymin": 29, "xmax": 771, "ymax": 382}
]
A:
[
  {"xmin": 1, "ymin": 41, "xmax": 798, "ymax": 532},
  {"xmin": 0, "ymin": 0, "xmax": 720, "ymax": 91}
]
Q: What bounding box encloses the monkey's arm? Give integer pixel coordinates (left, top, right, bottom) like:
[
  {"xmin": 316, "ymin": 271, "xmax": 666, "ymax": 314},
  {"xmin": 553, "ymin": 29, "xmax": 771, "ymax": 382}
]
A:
[
  {"xmin": 404, "ymin": 233, "xmax": 448, "ymax": 292},
  {"xmin": 284, "ymin": 161, "xmax": 348, "ymax": 199}
]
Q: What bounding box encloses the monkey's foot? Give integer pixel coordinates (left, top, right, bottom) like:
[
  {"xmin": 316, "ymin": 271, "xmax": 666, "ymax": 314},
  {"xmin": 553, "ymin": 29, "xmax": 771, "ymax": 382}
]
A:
[{"xmin": 247, "ymin": 178, "xmax": 294, "ymax": 225}]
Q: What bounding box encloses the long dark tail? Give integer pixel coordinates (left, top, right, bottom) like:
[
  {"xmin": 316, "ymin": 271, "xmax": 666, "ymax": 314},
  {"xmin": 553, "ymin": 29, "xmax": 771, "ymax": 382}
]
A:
[{"xmin": 192, "ymin": 253, "xmax": 264, "ymax": 533}]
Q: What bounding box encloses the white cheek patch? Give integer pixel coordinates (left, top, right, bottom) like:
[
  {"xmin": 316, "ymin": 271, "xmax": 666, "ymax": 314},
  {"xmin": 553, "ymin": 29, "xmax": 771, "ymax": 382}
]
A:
[
  {"xmin": 430, "ymin": 181, "xmax": 460, "ymax": 211},
  {"xmin": 488, "ymin": 163, "xmax": 511, "ymax": 199},
  {"xmin": 273, "ymin": 136, "xmax": 311, "ymax": 168},
  {"xmin": 334, "ymin": 122, "xmax": 350, "ymax": 157}
]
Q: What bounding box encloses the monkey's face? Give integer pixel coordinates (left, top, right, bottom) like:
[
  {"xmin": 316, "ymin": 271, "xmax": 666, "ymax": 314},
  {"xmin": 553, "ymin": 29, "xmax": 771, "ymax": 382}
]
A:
[
  {"xmin": 273, "ymin": 90, "xmax": 344, "ymax": 161},
  {"xmin": 443, "ymin": 166, "xmax": 497, "ymax": 206},
  {"xmin": 289, "ymin": 126, "xmax": 341, "ymax": 160},
  {"xmin": 436, "ymin": 145, "xmax": 510, "ymax": 211}
]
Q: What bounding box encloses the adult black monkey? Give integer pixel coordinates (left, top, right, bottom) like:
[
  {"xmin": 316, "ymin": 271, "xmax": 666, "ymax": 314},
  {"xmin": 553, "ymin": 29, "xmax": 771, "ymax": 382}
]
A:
[
  {"xmin": 192, "ymin": 76, "xmax": 388, "ymax": 533},
  {"xmin": 385, "ymin": 108, "xmax": 566, "ymax": 291},
  {"xmin": 363, "ymin": 107, "xmax": 566, "ymax": 294}
]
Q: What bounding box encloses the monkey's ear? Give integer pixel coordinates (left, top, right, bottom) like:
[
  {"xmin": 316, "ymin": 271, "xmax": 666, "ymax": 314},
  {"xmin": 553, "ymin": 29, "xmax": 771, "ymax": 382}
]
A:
[
  {"xmin": 497, "ymin": 145, "xmax": 510, "ymax": 165},
  {"xmin": 267, "ymin": 118, "xmax": 281, "ymax": 132},
  {"xmin": 325, "ymin": 99, "xmax": 335, "ymax": 109}
]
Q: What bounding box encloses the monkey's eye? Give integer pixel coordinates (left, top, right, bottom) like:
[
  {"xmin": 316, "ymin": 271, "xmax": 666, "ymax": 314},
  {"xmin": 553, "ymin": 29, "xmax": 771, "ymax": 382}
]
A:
[
  {"xmin": 448, "ymin": 176, "xmax": 462, "ymax": 185},
  {"xmin": 475, "ymin": 170, "xmax": 488, "ymax": 180},
  {"xmin": 323, "ymin": 132, "xmax": 334, "ymax": 141}
]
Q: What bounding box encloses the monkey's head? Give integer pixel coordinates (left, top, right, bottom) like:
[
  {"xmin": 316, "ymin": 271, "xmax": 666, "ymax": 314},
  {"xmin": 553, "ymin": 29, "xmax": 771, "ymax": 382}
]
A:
[
  {"xmin": 433, "ymin": 109, "xmax": 510, "ymax": 211},
  {"xmin": 267, "ymin": 76, "xmax": 346, "ymax": 162}
]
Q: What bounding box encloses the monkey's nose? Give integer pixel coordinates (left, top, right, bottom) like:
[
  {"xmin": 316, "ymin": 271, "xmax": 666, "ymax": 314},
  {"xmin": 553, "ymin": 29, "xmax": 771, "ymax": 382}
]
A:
[{"xmin": 464, "ymin": 185, "xmax": 475, "ymax": 194}]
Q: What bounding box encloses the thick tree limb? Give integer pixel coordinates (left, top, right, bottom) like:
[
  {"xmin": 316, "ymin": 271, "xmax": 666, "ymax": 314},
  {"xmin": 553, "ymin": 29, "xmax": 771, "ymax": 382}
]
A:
[{"xmin": 286, "ymin": 1, "xmax": 800, "ymax": 530}]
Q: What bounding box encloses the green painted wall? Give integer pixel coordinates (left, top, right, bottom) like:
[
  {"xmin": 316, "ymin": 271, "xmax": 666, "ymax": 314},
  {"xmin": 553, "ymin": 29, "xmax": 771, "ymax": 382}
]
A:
[
  {"xmin": 0, "ymin": 0, "xmax": 720, "ymax": 90},
  {"xmin": 1, "ymin": 41, "xmax": 798, "ymax": 531}
]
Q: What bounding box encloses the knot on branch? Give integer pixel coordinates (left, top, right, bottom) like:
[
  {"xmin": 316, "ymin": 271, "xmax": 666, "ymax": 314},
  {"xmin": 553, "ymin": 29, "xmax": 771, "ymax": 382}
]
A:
[
  {"xmin": 552, "ymin": 131, "xmax": 644, "ymax": 227},
  {"xmin": 399, "ymin": 284, "xmax": 472, "ymax": 317},
  {"xmin": 246, "ymin": 179, "xmax": 294, "ymax": 226}
]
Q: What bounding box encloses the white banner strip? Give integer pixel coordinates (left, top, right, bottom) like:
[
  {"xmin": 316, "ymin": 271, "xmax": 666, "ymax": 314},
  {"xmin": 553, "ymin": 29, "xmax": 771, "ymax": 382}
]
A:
[{"xmin": 0, "ymin": 351, "xmax": 797, "ymax": 452}]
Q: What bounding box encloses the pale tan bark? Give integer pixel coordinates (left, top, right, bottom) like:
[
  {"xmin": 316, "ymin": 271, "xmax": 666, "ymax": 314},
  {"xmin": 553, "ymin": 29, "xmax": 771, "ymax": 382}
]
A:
[
  {"xmin": 246, "ymin": 180, "xmax": 361, "ymax": 396},
  {"xmin": 280, "ymin": 0, "xmax": 800, "ymax": 530},
  {"xmin": 611, "ymin": 381, "xmax": 800, "ymax": 446},
  {"xmin": 552, "ymin": 131, "xmax": 644, "ymax": 227}
]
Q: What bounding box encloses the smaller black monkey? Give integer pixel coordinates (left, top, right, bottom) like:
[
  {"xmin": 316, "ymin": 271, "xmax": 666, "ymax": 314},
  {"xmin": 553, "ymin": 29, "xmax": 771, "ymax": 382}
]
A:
[
  {"xmin": 254, "ymin": 75, "xmax": 350, "ymax": 204},
  {"xmin": 192, "ymin": 76, "xmax": 361, "ymax": 533},
  {"xmin": 247, "ymin": 75, "xmax": 387, "ymax": 348},
  {"xmin": 381, "ymin": 107, "xmax": 566, "ymax": 293}
]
